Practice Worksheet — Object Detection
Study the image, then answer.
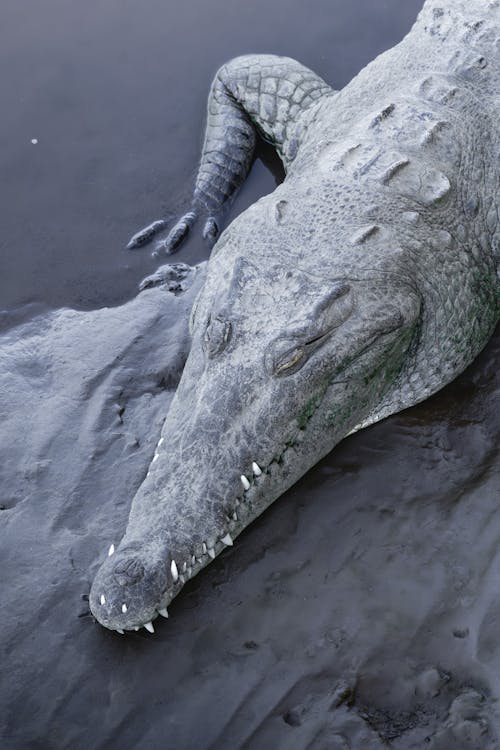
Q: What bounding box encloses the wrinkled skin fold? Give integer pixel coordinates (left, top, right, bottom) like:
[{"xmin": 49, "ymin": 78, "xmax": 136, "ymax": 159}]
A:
[{"xmin": 90, "ymin": 0, "xmax": 499, "ymax": 632}]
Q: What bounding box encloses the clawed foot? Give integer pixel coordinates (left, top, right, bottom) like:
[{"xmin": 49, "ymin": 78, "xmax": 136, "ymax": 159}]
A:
[
  {"xmin": 139, "ymin": 262, "xmax": 197, "ymax": 292},
  {"xmin": 126, "ymin": 211, "xmax": 220, "ymax": 256},
  {"xmin": 126, "ymin": 219, "xmax": 169, "ymax": 250}
]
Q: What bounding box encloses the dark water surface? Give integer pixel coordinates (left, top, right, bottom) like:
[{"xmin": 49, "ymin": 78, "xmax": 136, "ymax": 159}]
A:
[
  {"xmin": 1, "ymin": 0, "xmax": 499, "ymax": 748},
  {"xmin": 1, "ymin": 0, "xmax": 421, "ymax": 314}
]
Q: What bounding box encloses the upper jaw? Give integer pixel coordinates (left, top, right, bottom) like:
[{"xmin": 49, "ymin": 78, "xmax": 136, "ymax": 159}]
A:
[
  {"xmin": 89, "ymin": 552, "xmax": 165, "ymax": 633},
  {"xmin": 91, "ymin": 345, "xmax": 408, "ymax": 633},
  {"xmin": 90, "ymin": 376, "xmax": 359, "ymax": 634},
  {"xmin": 90, "ymin": 434, "xmax": 306, "ymax": 633}
]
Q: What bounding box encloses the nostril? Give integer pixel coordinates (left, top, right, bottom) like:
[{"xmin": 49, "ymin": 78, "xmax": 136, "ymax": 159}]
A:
[{"xmin": 113, "ymin": 558, "xmax": 145, "ymax": 586}]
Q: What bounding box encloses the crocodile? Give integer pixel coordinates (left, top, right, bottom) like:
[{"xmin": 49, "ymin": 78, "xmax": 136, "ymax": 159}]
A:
[{"xmin": 90, "ymin": 0, "xmax": 499, "ymax": 633}]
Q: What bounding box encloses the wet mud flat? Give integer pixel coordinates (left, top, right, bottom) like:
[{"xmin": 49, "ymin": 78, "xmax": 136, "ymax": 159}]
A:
[
  {"xmin": 0, "ymin": 289, "xmax": 498, "ymax": 748},
  {"xmin": 1, "ymin": 0, "xmax": 499, "ymax": 747}
]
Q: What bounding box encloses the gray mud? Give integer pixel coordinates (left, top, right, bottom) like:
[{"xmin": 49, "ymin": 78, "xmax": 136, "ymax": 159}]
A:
[{"xmin": 0, "ymin": 282, "xmax": 499, "ymax": 748}]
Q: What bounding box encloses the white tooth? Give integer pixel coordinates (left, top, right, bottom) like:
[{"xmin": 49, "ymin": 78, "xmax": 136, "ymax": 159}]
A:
[
  {"xmin": 182, "ymin": 561, "xmax": 187, "ymax": 572},
  {"xmin": 180, "ymin": 574, "xmax": 186, "ymax": 584},
  {"xmin": 134, "ymin": 626, "xmax": 139, "ymax": 631},
  {"xmin": 152, "ymin": 454, "xmax": 159, "ymax": 463},
  {"xmin": 221, "ymin": 533, "xmax": 233, "ymax": 547},
  {"xmin": 121, "ymin": 603, "xmax": 128, "ymax": 614},
  {"xmin": 116, "ymin": 629, "xmax": 124, "ymax": 634},
  {"xmin": 158, "ymin": 608, "xmax": 169, "ymax": 618},
  {"xmin": 232, "ymin": 511, "xmax": 238, "ymax": 521},
  {"xmin": 144, "ymin": 621, "xmax": 155, "ymax": 633},
  {"xmin": 158, "ymin": 437, "xmax": 164, "ymax": 446},
  {"xmin": 240, "ymin": 475, "xmax": 251, "ymax": 491},
  {"xmin": 252, "ymin": 462, "xmax": 262, "ymax": 476},
  {"xmin": 191, "ymin": 555, "xmax": 196, "ymax": 565},
  {"xmin": 187, "ymin": 566, "xmax": 192, "ymax": 577},
  {"xmin": 171, "ymin": 559, "xmax": 179, "ymax": 581},
  {"xmin": 100, "ymin": 594, "xmax": 106, "ymax": 605},
  {"xmin": 208, "ymin": 548, "xmax": 216, "ymax": 559},
  {"xmin": 108, "ymin": 544, "xmax": 115, "ymax": 557},
  {"xmin": 202, "ymin": 543, "xmax": 207, "ymax": 553},
  {"xmin": 196, "ymin": 557, "xmax": 203, "ymax": 564}
]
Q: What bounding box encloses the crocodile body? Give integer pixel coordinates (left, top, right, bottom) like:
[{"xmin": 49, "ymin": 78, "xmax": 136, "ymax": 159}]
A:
[{"xmin": 90, "ymin": 0, "xmax": 499, "ymax": 633}]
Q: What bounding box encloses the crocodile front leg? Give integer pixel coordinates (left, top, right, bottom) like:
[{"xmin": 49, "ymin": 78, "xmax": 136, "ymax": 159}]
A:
[{"xmin": 127, "ymin": 54, "xmax": 334, "ymax": 256}]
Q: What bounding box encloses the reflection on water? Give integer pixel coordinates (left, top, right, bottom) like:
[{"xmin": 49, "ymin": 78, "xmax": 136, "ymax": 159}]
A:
[{"xmin": 1, "ymin": 0, "xmax": 422, "ymax": 312}]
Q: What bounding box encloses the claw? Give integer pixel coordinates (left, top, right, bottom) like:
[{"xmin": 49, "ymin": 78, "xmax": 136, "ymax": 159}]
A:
[
  {"xmin": 139, "ymin": 270, "xmax": 166, "ymax": 291},
  {"xmin": 126, "ymin": 219, "xmax": 167, "ymax": 249},
  {"xmin": 139, "ymin": 261, "xmax": 194, "ymax": 292},
  {"xmin": 202, "ymin": 216, "xmax": 219, "ymax": 245},
  {"xmin": 157, "ymin": 211, "xmax": 197, "ymax": 255}
]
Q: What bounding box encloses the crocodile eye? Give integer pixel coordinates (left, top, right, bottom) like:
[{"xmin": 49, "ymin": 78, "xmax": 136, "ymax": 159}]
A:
[
  {"xmin": 274, "ymin": 346, "xmax": 307, "ymax": 376},
  {"xmin": 204, "ymin": 315, "xmax": 232, "ymax": 357},
  {"xmin": 269, "ymin": 326, "xmax": 339, "ymax": 378}
]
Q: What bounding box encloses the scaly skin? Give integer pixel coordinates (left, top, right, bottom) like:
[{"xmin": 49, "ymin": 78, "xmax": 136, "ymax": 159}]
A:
[{"xmin": 90, "ymin": 0, "xmax": 499, "ymax": 633}]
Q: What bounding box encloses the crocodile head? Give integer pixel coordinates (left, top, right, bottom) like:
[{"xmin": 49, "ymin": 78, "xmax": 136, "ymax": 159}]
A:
[{"xmin": 90, "ymin": 217, "xmax": 421, "ymax": 633}]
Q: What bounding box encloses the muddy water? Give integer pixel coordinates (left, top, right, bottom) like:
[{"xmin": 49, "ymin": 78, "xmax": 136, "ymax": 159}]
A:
[{"xmin": 1, "ymin": 0, "xmax": 499, "ymax": 748}]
